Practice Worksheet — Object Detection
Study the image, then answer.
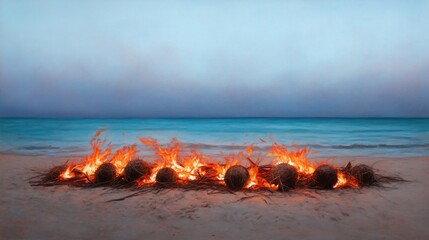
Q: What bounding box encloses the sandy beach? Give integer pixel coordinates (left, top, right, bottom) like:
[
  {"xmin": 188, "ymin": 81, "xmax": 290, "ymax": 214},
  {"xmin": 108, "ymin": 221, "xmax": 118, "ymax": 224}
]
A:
[
  {"xmin": 0, "ymin": 154, "xmax": 427, "ymax": 240},
  {"xmin": 2, "ymin": 0, "xmax": 428, "ymax": 238}
]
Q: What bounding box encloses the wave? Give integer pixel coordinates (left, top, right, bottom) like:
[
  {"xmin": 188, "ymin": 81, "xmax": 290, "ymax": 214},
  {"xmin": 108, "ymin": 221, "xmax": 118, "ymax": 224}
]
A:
[
  {"xmin": 316, "ymin": 143, "xmax": 429, "ymax": 149},
  {"xmin": 182, "ymin": 142, "xmax": 429, "ymax": 150},
  {"xmin": 3, "ymin": 142, "xmax": 428, "ymax": 157},
  {"xmin": 17, "ymin": 145, "xmax": 61, "ymax": 150}
]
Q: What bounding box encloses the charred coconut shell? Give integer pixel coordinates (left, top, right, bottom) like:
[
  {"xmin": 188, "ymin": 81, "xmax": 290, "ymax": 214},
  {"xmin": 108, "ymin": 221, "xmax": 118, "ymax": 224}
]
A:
[
  {"xmin": 350, "ymin": 164, "xmax": 376, "ymax": 186},
  {"xmin": 156, "ymin": 167, "xmax": 177, "ymax": 184},
  {"xmin": 94, "ymin": 163, "xmax": 117, "ymax": 184},
  {"xmin": 45, "ymin": 165, "xmax": 67, "ymax": 181},
  {"xmin": 273, "ymin": 163, "xmax": 298, "ymax": 191},
  {"xmin": 124, "ymin": 159, "xmax": 151, "ymax": 182},
  {"xmin": 313, "ymin": 164, "xmax": 338, "ymax": 189},
  {"xmin": 224, "ymin": 165, "xmax": 250, "ymax": 191}
]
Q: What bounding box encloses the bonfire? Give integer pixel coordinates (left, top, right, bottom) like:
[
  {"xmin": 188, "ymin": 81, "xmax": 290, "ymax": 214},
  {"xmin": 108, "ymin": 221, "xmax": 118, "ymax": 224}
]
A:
[{"xmin": 31, "ymin": 130, "xmax": 404, "ymax": 194}]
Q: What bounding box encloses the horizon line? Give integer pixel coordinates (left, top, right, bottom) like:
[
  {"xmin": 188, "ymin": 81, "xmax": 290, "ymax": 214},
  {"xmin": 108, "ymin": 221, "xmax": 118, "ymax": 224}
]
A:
[{"xmin": 1, "ymin": 116, "xmax": 428, "ymax": 119}]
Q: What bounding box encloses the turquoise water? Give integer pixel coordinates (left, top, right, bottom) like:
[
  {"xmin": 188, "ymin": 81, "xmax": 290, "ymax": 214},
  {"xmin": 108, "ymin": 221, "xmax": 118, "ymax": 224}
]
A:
[{"xmin": 0, "ymin": 118, "xmax": 428, "ymax": 157}]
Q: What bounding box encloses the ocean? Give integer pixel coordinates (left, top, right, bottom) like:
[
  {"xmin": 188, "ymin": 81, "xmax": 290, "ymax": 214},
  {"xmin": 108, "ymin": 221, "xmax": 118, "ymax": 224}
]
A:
[{"xmin": 0, "ymin": 118, "xmax": 428, "ymax": 158}]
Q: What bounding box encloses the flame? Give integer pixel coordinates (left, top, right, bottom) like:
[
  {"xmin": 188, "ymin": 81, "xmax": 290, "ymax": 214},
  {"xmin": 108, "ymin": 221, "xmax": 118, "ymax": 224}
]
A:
[
  {"xmin": 267, "ymin": 144, "xmax": 314, "ymax": 174},
  {"xmin": 60, "ymin": 166, "xmax": 75, "ymax": 180},
  {"xmin": 56, "ymin": 130, "xmax": 359, "ymax": 190},
  {"xmin": 79, "ymin": 130, "xmax": 111, "ymax": 176},
  {"xmin": 334, "ymin": 172, "xmax": 359, "ymax": 189},
  {"xmin": 245, "ymin": 145, "xmax": 253, "ymax": 157},
  {"xmin": 60, "ymin": 130, "xmax": 136, "ymax": 182},
  {"xmin": 213, "ymin": 152, "xmax": 241, "ymax": 181},
  {"xmin": 139, "ymin": 138, "xmax": 208, "ymax": 184},
  {"xmin": 110, "ymin": 144, "xmax": 138, "ymax": 174}
]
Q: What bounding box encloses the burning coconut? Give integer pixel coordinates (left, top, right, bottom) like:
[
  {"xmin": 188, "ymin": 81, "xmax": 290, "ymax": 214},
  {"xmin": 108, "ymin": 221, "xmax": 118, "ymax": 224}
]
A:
[
  {"xmin": 31, "ymin": 130, "xmax": 404, "ymax": 193},
  {"xmin": 94, "ymin": 163, "xmax": 117, "ymax": 184},
  {"xmin": 313, "ymin": 164, "xmax": 338, "ymax": 189},
  {"xmin": 350, "ymin": 164, "xmax": 376, "ymax": 186},
  {"xmin": 156, "ymin": 167, "xmax": 178, "ymax": 185},
  {"xmin": 45, "ymin": 164, "xmax": 68, "ymax": 181},
  {"xmin": 224, "ymin": 165, "xmax": 250, "ymax": 191},
  {"xmin": 272, "ymin": 163, "xmax": 298, "ymax": 191},
  {"xmin": 124, "ymin": 159, "xmax": 151, "ymax": 182}
]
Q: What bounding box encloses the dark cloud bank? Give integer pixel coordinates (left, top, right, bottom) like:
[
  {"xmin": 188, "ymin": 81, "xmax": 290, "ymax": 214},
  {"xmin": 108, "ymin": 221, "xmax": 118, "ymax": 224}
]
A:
[{"xmin": 1, "ymin": 58, "xmax": 428, "ymax": 118}]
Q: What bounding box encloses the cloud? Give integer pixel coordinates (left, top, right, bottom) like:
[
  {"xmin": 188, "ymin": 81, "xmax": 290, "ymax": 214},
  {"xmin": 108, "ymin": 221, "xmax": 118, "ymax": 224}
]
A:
[
  {"xmin": 1, "ymin": 54, "xmax": 428, "ymax": 117},
  {"xmin": 1, "ymin": 1, "xmax": 428, "ymax": 117}
]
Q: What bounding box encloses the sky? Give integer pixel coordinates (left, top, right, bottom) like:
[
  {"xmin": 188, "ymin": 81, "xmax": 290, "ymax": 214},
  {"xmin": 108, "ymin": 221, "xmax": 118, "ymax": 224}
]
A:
[{"xmin": 1, "ymin": 0, "xmax": 429, "ymax": 117}]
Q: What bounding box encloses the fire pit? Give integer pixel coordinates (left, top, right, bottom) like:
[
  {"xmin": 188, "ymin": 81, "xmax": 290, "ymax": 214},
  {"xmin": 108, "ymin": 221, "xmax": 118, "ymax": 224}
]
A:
[{"xmin": 31, "ymin": 131, "xmax": 405, "ymax": 193}]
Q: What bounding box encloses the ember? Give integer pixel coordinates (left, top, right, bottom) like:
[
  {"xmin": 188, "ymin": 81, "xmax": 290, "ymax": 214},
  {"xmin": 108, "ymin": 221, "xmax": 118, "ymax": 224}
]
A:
[{"xmin": 45, "ymin": 164, "xmax": 67, "ymax": 181}]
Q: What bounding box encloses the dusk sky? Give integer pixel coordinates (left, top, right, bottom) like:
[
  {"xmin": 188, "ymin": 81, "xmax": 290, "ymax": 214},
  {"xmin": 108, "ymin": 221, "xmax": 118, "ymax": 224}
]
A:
[{"xmin": 1, "ymin": 0, "xmax": 428, "ymax": 117}]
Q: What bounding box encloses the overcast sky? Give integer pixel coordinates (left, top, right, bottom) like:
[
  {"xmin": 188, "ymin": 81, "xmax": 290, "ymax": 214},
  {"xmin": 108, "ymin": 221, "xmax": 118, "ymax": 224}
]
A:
[{"xmin": 1, "ymin": 0, "xmax": 428, "ymax": 117}]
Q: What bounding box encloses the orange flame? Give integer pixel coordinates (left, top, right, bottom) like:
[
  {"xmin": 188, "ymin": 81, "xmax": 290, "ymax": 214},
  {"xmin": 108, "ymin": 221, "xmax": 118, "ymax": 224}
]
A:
[
  {"xmin": 57, "ymin": 131, "xmax": 359, "ymax": 189},
  {"xmin": 245, "ymin": 145, "xmax": 253, "ymax": 157},
  {"xmin": 334, "ymin": 172, "xmax": 359, "ymax": 188},
  {"xmin": 60, "ymin": 166, "xmax": 75, "ymax": 180},
  {"xmin": 63, "ymin": 130, "xmax": 136, "ymax": 182},
  {"xmin": 110, "ymin": 144, "xmax": 139, "ymax": 174},
  {"xmin": 78, "ymin": 130, "xmax": 111, "ymax": 176},
  {"xmin": 139, "ymin": 138, "xmax": 208, "ymax": 183},
  {"xmin": 268, "ymin": 144, "xmax": 314, "ymax": 174}
]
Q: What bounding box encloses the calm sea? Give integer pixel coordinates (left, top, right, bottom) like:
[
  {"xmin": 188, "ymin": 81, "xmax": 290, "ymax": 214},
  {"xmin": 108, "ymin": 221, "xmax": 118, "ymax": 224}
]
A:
[{"xmin": 0, "ymin": 118, "xmax": 428, "ymax": 158}]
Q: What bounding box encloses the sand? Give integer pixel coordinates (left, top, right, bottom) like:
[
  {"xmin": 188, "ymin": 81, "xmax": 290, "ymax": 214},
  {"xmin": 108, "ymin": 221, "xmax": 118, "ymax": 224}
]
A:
[{"xmin": 0, "ymin": 154, "xmax": 428, "ymax": 240}]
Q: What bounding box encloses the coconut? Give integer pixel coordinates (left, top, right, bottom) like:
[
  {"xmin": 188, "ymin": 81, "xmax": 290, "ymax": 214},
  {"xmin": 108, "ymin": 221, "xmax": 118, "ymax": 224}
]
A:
[
  {"xmin": 124, "ymin": 159, "xmax": 151, "ymax": 182},
  {"xmin": 156, "ymin": 167, "xmax": 177, "ymax": 184},
  {"xmin": 94, "ymin": 163, "xmax": 117, "ymax": 184},
  {"xmin": 272, "ymin": 163, "xmax": 298, "ymax": 191},
  {"xmin": 313, "ymin": 164, "xmax": 338, "ymax": 189},
  {"xmin": 224, "ymin": 165, "xmax": 250, "ymax": 191},
  {"xmin": 45, "ymin": 165, "xmax": 67, "ymax": 181},
  {"xmin": 350, "ymin": 164, "xmax": 376, "ymax": 186}
]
